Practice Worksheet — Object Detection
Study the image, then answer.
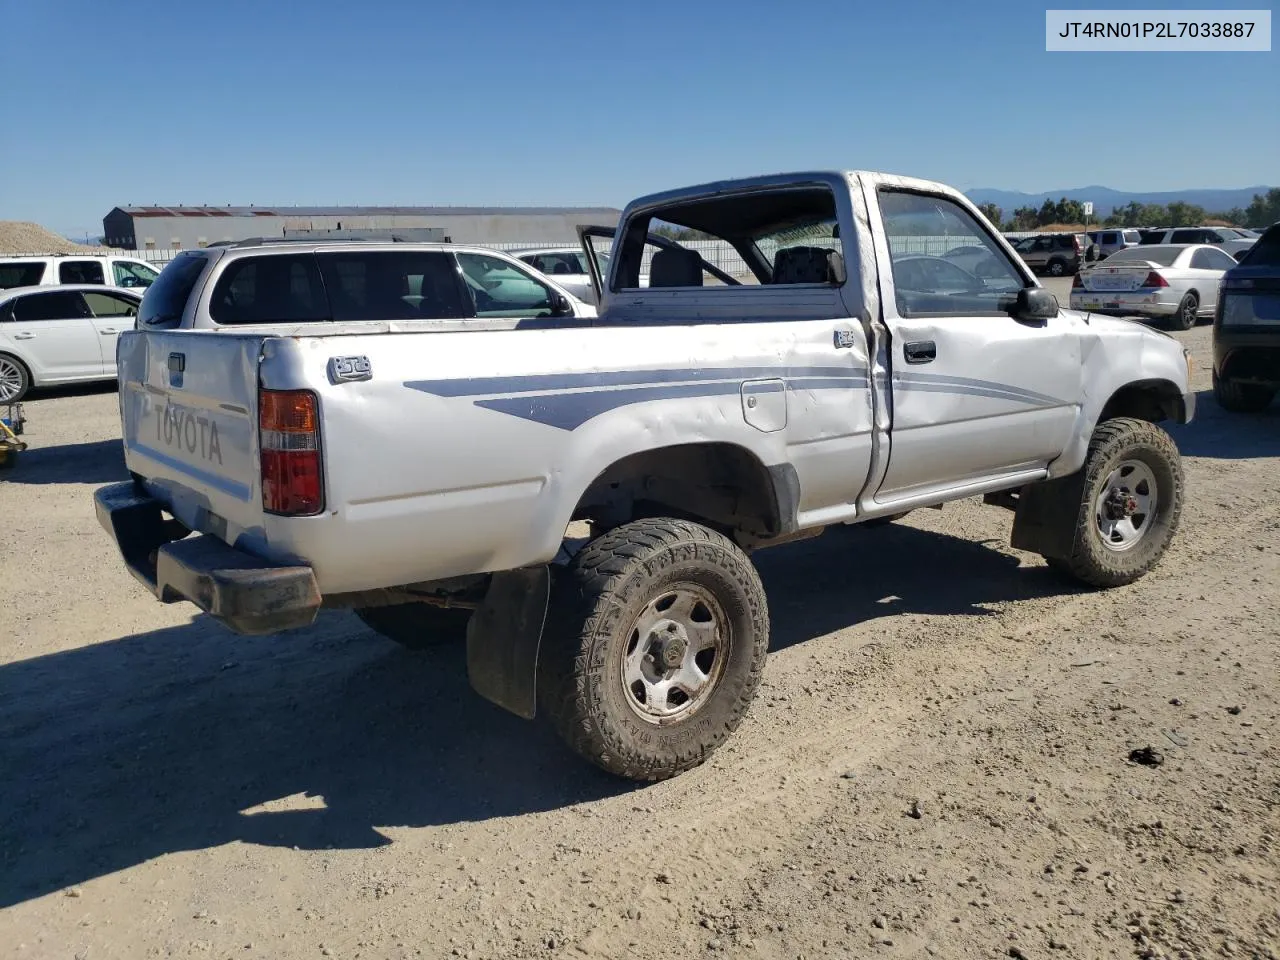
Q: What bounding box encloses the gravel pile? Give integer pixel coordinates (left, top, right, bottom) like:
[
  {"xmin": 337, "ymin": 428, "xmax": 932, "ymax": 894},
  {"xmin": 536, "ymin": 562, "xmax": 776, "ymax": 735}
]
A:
[{"xmin": 0, "ymin": 221, "xmax": 109, "ymax": 255}]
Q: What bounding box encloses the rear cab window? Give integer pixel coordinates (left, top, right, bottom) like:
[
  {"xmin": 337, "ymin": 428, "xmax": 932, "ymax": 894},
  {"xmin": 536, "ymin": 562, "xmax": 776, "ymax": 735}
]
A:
[{"xmin": 138, "ymin": 252, "xmax": 212, "ymax": 328}]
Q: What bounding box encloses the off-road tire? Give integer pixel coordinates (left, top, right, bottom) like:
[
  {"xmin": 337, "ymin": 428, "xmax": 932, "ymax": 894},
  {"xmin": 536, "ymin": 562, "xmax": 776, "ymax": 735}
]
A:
[
  {"xmin": 353, "ymin": 602, "xmax": 471, "ymax": 649},
  {"xmin": 0, "ymin": 354, "xmax": 31, "ymax": 404},
  {"xmin": 539, "ymin": 517, "xmax": 770, "ymax": 782},
  {"xmin": 1169, "ymin": 292, "xmax": 1199, "ymax": 331},
  {"xmin": 1043, "ymin": 417, "xmax": 1183, "ymax": 588},
  {"xmin": 1213, "ymin": 369, "xmax": 1275, "ymax": 413}
]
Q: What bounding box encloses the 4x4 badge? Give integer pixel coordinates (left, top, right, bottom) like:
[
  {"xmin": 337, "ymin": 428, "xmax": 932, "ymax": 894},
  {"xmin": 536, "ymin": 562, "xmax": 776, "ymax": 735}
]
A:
[{"xmin": 328, "ymin": 355, "xmax": 372, "ymax": 383}]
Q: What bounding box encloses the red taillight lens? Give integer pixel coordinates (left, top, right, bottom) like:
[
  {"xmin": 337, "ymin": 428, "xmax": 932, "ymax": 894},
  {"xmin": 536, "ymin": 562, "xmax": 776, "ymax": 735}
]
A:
[
  {"xmin": 1073, "ymin": 273, "xmax": 1083, "ymax": 288},
  {"xmin": 1144, "ymin": 271, "xmax": 1169, "ymax": 288},
  {"xmin": 260, "ymin": 389, "xmax": 323, "ymax": 515}
]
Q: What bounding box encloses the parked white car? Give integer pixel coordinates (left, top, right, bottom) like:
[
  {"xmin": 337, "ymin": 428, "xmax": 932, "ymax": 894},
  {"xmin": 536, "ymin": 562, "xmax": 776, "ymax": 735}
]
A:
[
  {"xmin": 511, "ymin": 246, "xmax": 604, "ymax": 305},
  {"xmin": 0, "ymin": 254, "xmax": 161, "ymax": 293},
  {"xmin": 0, "ymin": 284, "xmax": 142, "ymax": 401},
  {"xmin": 1070, "ymin": 243, "xmax": 1238, "ymax": 329}
]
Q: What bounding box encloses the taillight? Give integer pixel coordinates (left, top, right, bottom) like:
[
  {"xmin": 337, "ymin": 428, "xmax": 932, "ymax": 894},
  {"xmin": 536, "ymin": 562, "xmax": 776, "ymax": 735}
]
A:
[
  {"xmin": 1143, "ymin": 271, "xmax": 1169, "ymax": 288},
  {"xmin": 260, "ymin": 389, "xmax": 323, "ymax": 516},
  {"xmin": 1072, "ymin": 273, "xmax": 1083, "ymax": 288}
]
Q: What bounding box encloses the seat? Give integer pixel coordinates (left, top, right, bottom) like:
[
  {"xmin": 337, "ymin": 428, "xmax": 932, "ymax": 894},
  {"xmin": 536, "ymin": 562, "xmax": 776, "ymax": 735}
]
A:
[
  {"xmin": 772, "ymin": 245, "xmax": 842, "ymax": 284},
  {"xmin": 649, "ymin": 247, "xmax": 704, "ymax": 287}
]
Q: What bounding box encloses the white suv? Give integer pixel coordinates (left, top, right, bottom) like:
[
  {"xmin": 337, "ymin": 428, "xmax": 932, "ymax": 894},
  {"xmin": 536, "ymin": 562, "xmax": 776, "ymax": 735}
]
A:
[{"xmin": 0, "ymin": 254, "xmax": 161, "ymax": 293}]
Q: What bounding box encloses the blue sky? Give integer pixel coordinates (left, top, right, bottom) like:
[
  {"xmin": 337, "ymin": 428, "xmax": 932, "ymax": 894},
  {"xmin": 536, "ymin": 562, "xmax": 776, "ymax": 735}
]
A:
[{"xmin": 1, "ymin": 0, "xmax": 1275, "ymax": 237}]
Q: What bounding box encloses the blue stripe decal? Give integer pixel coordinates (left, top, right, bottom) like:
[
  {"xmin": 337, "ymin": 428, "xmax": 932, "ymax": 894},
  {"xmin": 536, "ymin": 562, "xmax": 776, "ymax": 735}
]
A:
[
  {"xmin": 405, "ymin": 366, "xmax": 1062, "ymax": 431},
  {"xmin": 127, "ymin": 440, "xmax": 253, "ymax": 501}
]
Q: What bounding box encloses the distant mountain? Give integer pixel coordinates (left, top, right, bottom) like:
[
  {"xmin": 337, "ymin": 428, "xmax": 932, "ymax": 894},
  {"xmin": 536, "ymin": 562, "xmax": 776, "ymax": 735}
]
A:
[{"xmin": 964, "ymin": 185, "xmax": 1273, "ymax": 217}]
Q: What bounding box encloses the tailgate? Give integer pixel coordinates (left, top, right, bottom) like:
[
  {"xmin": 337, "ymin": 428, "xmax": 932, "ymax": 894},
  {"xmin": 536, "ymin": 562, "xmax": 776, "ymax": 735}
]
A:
[{"xmin": 117, "ymin": 329, "xmax": 265, "ymax": 541}]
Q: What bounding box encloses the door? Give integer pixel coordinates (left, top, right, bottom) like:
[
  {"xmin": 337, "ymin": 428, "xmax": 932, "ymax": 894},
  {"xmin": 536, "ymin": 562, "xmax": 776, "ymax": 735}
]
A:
[
  {"xmin": 864, "ymin": 183, "xmax": 1083, "ymax": 503},
  {"xmin": 82, "ymin": 290, "xmax": 141, "ymax": 374},
  {"xmin": 1188, "ymin": 247, "xmax": 1238, "ymax": 314},
  {"xmin": 110, "ymin": 258, "xmax": 160, "ymax": 292},
  {"xmin": 5, "ymin": 290, "xmax": 103, "ymax": 381}
]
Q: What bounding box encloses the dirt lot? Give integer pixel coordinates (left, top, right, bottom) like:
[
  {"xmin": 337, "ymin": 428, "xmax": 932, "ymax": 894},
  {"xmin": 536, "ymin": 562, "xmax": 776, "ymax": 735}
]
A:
[{"xmin": 3, "ymin": 306, "xmax": 1279, "ymax": 960}]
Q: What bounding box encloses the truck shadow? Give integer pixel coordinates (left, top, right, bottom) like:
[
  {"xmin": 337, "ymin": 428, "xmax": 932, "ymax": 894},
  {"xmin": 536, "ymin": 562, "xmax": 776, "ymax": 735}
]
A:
[
  {"xmin": 0, "ymin": 522, "xmax": 1072, "ymax": 907},
  {"xmin": 2, "ymin": 439, "xmax": 128, "ymax": 485},
  {"xmin": 1166, "ymin": 388, "xmax": 1280, "ymax": 460}
]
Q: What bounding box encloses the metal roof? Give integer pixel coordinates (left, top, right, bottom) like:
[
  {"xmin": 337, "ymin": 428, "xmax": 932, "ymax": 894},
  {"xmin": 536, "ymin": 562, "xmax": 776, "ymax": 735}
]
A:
[{"xmin": 114, "ymin": 205, "xmax": 621, "ymax": 219}]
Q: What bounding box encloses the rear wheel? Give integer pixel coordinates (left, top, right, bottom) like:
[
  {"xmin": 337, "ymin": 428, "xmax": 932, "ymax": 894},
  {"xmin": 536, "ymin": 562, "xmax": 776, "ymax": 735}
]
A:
[
  {"xmin": 1213, "ymin": 369, "xmax": 1275, "ymax": 412},
  {"xmin": 1169, "ymin": 292, "xmax": 1198, "ymax": 331},
  {"xmin": 539, "ymin": 517, "xmax": 769, "ymax": 781},
  {"xmin": 353, "ymin": 603, "xmax": 471, "ymax": 649},
  {"xmin": 1047, "ymin": 259, "xmax": 1066, "ymax": 277},
  {"xmin": 1041, "ymin": 417, "xmax": 1183, "ymax": 588},
  {"xmin": 0, "ymin": 354, "xmax": 30, "ymax": 403}
]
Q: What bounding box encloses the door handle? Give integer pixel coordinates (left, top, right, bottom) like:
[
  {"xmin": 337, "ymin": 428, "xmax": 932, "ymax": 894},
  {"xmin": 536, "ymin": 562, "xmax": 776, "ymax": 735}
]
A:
[
  {"xmin": 13, "ymin": 332, "xmax": 35, "ymax": 340},
  {"xmin": 904, "ymin": 340, "xmax": 936, "ymax": 364},
  {"xmin": 99, "ymin": 329, "xmax": 121, "ymax": 335}
]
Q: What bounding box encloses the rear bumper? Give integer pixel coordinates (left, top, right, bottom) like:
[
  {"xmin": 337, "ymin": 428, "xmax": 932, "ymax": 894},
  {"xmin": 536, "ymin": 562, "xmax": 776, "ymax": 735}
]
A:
[
  {"xmin": 94, "ymin": 481, "xmax": 321, "ymax": 635},
  {"xmin": 1214, "ymin": 331, "xmax": 1280, "ymax": 386},
  {"xmin": 1070, "ymin": 290, "xmax": 1180, "ymax": 316}
]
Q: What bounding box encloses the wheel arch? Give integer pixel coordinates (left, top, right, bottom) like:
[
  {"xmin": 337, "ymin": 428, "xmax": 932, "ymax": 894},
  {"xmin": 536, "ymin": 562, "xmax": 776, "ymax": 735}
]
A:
[
  {"xmin": 570, "ymin": 441, "xmax": 798, "ymax": 546},
  {"xmin": 1097, "ymin": 378, "xmax": 1190, "ymax": 426}
]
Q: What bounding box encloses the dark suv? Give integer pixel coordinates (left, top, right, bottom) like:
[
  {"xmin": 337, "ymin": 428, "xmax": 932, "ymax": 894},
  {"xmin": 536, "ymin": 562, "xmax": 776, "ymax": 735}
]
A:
[
  {"xmin": 1212, "ymin": 222, "xmax": 1280, "ymax": 412},
  {"xmin": 1012, "ymin": 233, "xmax": 1088, "ymax": 276}
]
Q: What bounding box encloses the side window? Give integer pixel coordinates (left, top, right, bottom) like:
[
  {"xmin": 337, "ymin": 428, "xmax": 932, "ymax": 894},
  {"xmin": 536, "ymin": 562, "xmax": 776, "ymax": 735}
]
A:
[
  {"xmin": 1191, "ymin": 248, "xmax": 1236, "ymax": 271},
  {"xmin": 58, "ymin": 260, "xmax": 106, "ymax": 284},
  {"xmin": 315, "ymin": 251, "xmax": 468, "ymax": 321},
  {"xmin": 0, "ymin": 262, "xmax": 48, "ymax": 289},
  {"xmin": 83, "ymin": 291, "xmax": 139, "ymax": 317},
  {"xmin": 210, "ymin": 255, "xmax": 329, "ymax": 325},
  {"xmin": 12, "ymin": 291, "xmax": 89, "ymax": 322},
  {"xmin": 1170, "ymin": 229, "xmax": 1201, "ymax": 244},
  {"xmin": 112, "ymin": 260, "xmax": 159, "ymax": 288},
  {"xmin": 455, "ymin": 252, "xmax": 560, "ymax": 318},
  {"xmin": 139, "ymin": 253, "xmax": 209, "ymax": 328},
  {"xmin": 877, "ymin": 190, "xmax": 1025, "ymax": 318}
]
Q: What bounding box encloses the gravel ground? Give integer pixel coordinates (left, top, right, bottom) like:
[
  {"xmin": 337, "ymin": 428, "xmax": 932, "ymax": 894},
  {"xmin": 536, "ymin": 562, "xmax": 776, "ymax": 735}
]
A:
[{"xmin": 2, "ymin": 305, "xmax": 1279, "ymax": 960}]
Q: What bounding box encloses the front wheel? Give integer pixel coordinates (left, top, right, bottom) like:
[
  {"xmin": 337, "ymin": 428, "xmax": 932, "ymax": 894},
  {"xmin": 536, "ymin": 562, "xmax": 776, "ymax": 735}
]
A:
[
  {"xmin": 539, "ymin": 517, "xmax": 770, "ymax": 781},
  {"xmin": 0, "ymin": 354, "xmax": 31, "ymax": 403},
  {"xmin": 1213, "ymin": 370, "xmax": 1275, "ymax": 413},
  {"xmin": 1042, "ymin": 417, "xmax": 1184, "ymax": 588},
  {"xmin": 353, "ymin": 602, "xmax": 471, "ymax": 649}
]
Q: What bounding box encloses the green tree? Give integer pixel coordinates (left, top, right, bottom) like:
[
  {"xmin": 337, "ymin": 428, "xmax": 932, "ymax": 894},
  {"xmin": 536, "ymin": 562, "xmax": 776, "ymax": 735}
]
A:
[
  {"xmin": 1053, "ymin": 198, "xmax": 1085, "ymax": 224},
  {"xmin": 976, "ymin": 202, "xmax": 1002, "ymax": 227},
  {"xmin": 1166, "ymin": 201, "xmax": 1207, "ymax": 227},
  {"xmin": 1010, "ymin": 206, "xmax": 1039, "ymax": 230},
  {"xmin": 1245, "ymin": 188, "xmax": 1280, "ymax": 228}
]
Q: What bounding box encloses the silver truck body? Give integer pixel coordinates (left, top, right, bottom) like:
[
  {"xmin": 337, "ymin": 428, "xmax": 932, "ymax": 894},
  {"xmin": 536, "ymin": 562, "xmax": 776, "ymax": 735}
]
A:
[{"xmin": 97, "ymin": 169, "xmax": 1194, "ymax": 737}]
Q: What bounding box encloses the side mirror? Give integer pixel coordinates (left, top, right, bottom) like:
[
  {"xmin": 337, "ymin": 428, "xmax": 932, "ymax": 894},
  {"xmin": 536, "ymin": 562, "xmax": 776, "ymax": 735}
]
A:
[
  {"xmin": 827, "ymin": 251, "xmax": 847, "ymax": 285},
  {"xmin": 1011, "ymin": 286, "xmax": 1058, "ymax": 322},
  {"xmin": 551, "ymin": 293, "xmax": 574, "ymax": 316}
]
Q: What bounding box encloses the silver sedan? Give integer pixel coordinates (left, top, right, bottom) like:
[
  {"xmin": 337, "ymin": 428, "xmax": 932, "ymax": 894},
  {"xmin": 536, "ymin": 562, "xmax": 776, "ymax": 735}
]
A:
[{"xmin": 1069, "ymin": 243, "xmax": 1238, "ymax": 330}]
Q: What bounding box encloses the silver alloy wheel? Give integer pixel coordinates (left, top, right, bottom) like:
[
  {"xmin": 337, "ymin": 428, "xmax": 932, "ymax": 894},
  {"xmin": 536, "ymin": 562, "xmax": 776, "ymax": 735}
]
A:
[
  {"xmin": 1181, "ymin": 296, "xmax": 1197, "ymax": 327},
  {"xmin": 1094, "ymin": 459, "xmax": 1158, "ymax": 552},
  {"xmin": 620, "ymin": 583, "xmax": 730, "ymax": 724},
  {"xmin": 0, "ymin": 357, "xmax": 23, "ymax": 402}
]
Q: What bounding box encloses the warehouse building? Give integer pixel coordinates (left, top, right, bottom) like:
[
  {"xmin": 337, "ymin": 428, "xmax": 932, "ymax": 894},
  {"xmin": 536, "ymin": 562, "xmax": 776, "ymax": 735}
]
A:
[{"xmin": 101, "ymin": 204, "xmax": 622, "ymax": 251}]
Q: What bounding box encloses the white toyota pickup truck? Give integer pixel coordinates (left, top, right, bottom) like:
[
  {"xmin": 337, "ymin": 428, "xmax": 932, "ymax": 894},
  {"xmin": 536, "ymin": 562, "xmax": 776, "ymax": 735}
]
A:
[{"xmin": 96, "ymin": 170, "xmax": 1195, "ymax": 781}]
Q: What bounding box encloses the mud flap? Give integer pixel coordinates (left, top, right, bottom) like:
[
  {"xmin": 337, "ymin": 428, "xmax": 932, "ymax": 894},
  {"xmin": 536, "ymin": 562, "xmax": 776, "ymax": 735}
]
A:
[
  {"xmin": 1010, "ymin": 474, "xmax": 1085, "ymax": 561},
  {"xmin": 465, "ymin": 566, "xmax": 551, "ymax": 720}
]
